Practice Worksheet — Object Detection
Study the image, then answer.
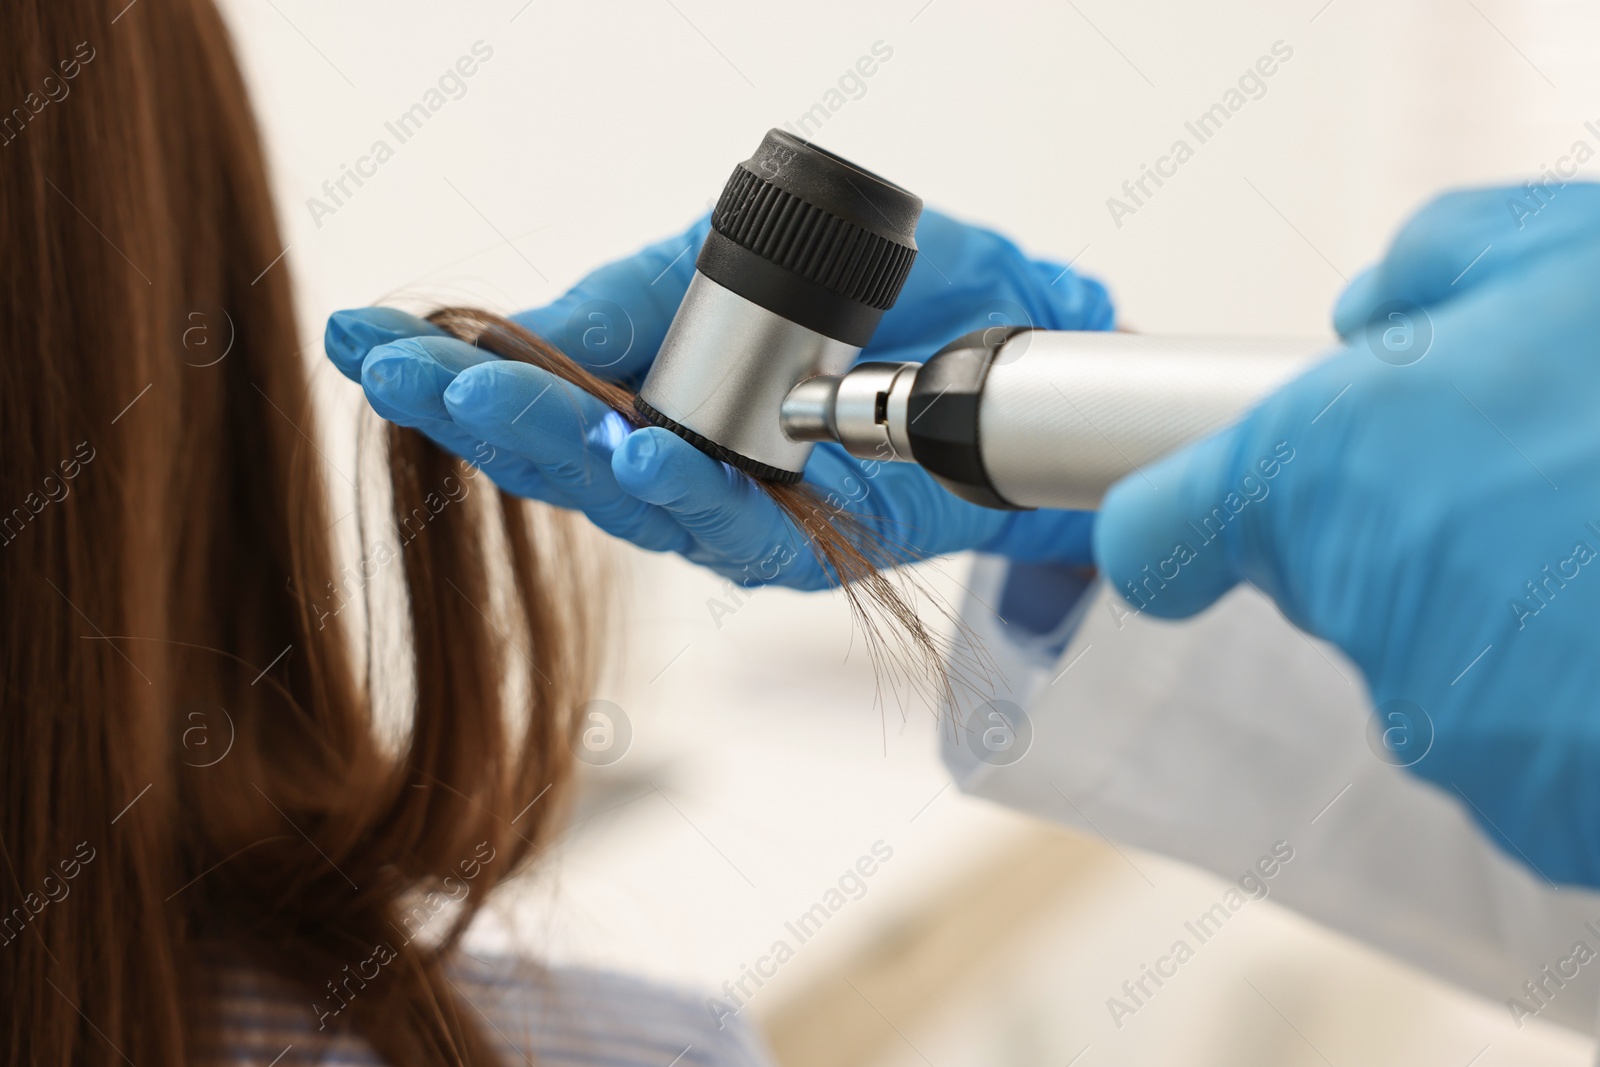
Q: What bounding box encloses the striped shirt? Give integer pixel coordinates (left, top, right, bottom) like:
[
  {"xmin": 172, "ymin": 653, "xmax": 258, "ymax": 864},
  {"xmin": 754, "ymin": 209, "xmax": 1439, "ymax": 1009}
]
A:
[{"xmin": 206, "ymin": 954, "xmax": 772, "ymax": 1067}]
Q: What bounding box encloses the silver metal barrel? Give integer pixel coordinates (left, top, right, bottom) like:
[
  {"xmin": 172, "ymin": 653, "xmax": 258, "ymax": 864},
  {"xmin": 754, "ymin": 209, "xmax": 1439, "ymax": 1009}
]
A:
[{"xmin": 975, "ymin": 332, "xmax": 1328, "ymax": 509}]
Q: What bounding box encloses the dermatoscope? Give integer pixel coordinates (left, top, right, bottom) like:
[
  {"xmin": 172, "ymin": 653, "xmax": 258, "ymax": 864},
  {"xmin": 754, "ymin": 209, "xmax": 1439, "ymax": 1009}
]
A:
[{"xmin": 636, "ymin": 129, "xmax": 1325, "ymax": 510}]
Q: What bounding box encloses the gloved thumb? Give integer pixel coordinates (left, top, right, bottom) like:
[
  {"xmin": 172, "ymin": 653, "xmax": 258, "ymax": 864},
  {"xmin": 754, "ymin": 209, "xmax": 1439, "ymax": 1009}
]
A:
[
  {"xmin": 512, "ymin": 216, "xmax": 711, "ymax": 387},
  {"xmin": 1331, "ymin": 184, "xmax": 1600, "ymax": 340},
  {"xmin": 1093, "ymin": 422, "xmax": 1262, "ymax": 619}
]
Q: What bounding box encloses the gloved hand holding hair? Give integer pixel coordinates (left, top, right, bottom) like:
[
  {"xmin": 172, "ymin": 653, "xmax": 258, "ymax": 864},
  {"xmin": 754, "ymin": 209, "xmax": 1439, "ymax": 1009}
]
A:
[{"xmin": 325, "ymin": 210, "xmax": 1113, "ymax": 592}]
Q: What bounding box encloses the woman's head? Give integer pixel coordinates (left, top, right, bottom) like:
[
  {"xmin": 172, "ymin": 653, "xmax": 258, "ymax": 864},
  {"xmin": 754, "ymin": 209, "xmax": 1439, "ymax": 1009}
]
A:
[{"xmin": 1, "ymin": 1, "xmax": 598, "ymax": 1063}]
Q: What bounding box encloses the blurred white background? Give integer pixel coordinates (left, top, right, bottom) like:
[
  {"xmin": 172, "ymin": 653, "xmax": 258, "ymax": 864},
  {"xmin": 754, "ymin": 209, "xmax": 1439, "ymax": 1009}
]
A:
[{"xmin": 215, "ymin": 0, "xmax": 1600, "ymax": 1062}]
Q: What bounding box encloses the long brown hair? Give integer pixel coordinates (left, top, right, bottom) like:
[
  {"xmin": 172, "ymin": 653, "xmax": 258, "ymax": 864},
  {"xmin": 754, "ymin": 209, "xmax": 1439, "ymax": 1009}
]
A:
[{"xmin": 1, "ymin": 1, "xmax": 597, "ymax": 1064}]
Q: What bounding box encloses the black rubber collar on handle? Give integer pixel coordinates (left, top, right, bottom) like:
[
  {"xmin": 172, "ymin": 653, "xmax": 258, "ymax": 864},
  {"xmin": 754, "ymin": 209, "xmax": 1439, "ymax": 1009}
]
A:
[{"xmin": 904, "ymin": 327, "xmax": 1035, "ymax": 511}]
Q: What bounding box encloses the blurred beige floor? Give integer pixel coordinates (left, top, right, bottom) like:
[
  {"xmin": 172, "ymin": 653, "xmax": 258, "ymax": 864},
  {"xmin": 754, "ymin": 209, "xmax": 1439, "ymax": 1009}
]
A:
[{"xmin": 757, "ymin": 823, "xmax": 1591, "ymax": 1067}]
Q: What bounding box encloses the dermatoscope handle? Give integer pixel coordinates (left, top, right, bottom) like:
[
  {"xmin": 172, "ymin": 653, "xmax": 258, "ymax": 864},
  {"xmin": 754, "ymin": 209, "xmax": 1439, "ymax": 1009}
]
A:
[
  {"xmin": 782, "ymin": 330, "xmax": 1331, "ymax": 511},
  {"xmin": 970, "ymin": 331, "xmax": 1328, "ymax": 509}
]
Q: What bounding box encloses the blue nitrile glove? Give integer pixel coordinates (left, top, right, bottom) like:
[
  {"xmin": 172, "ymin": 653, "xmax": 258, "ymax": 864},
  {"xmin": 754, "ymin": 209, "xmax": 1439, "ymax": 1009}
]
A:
[
  {"xmin": 325, "ymin": 210, "xmax": 1113, "ymax": 591},
  {"xmin": 1094, "ymin": 183, "xmax": 1600, "ymax": 887}
]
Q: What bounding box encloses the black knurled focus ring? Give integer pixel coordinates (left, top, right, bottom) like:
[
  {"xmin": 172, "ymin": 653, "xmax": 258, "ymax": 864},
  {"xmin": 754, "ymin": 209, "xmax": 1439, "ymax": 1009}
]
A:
[
  {"xmin": 633, "ymin": 398, "xmax": 805, "ymax": 485},
  {"xmin": 712, "ymin": 167, "xmax": 917, "ymax": 311}
]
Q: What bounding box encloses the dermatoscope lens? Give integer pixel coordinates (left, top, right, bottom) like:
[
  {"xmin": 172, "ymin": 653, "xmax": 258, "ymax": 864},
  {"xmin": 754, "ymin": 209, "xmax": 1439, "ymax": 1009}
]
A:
[{"xmin": 634, "ymin": 130, "xmax": 923, "ymax": 481}]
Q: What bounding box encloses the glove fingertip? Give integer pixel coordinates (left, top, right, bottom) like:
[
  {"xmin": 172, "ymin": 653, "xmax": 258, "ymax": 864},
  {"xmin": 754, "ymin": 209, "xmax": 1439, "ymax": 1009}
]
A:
[
  {"xmin": 441, "ymin": 359, "xmax": 527, "ymax": 413},
  {"xmin": 613, "ymin": 428, "xmax": 736, "ymax": 509},
  {"xmin": 1331, "ymin": 266, "xmax": 1382, "ymax": 341},
  {"xmin": 326, "ymin": 307, "xmax": 444, "ymax": 381},
  {"xmin": 612, "ymin": 428, "xmax": 680, "ymax": 502},
  {"xmin": 360, "ymin": 340, "xmax": 444, "ymax": 419}
]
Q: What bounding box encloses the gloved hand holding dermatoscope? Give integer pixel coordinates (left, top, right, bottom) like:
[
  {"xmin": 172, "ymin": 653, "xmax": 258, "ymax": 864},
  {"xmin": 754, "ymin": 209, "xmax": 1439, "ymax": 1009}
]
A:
[
  {"xmin": 630, "ymin": 129, "xmax": 1327, "ymax": 512},
  {"xmin": 327, "ymin": 128, "xmax": 1318, "ymax": 592}
]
